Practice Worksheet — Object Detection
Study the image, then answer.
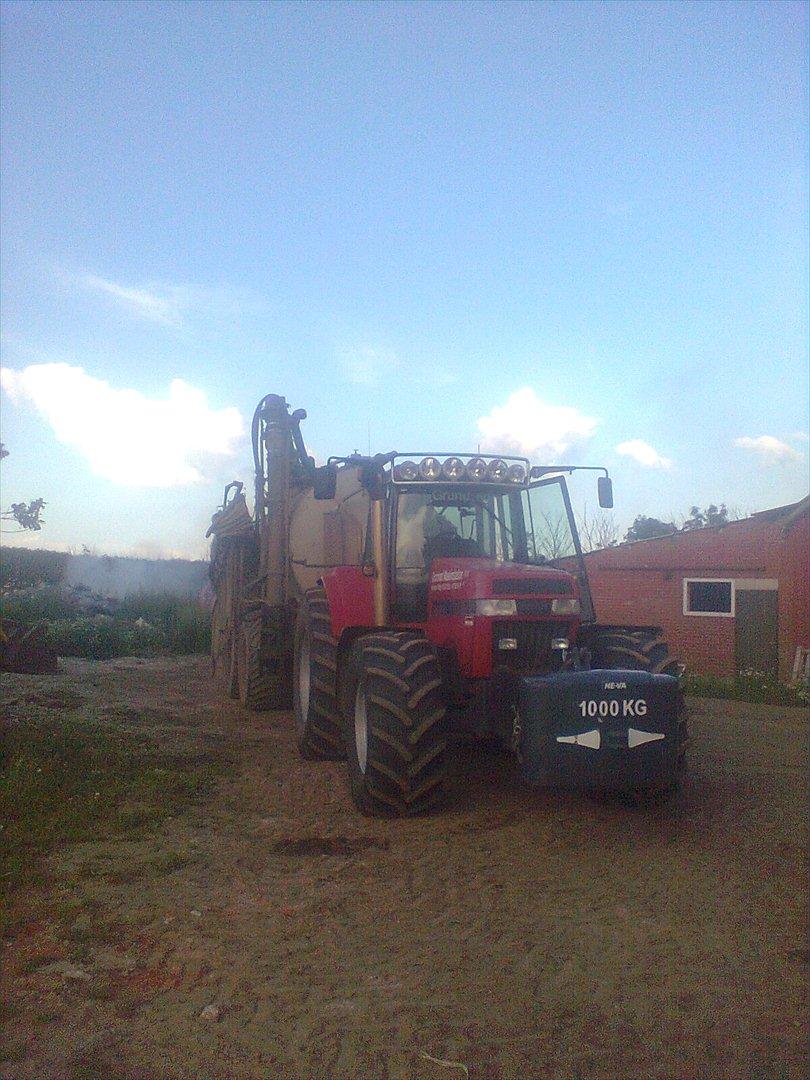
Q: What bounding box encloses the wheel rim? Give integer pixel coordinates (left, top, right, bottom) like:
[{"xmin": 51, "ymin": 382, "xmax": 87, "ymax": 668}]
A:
[
  {"xmin": 354, "ymin": 680, "xmax": 368, "ymax": 774},
  {"xmin": 298, "ymin": 632, "xmax": 311, "ymax": 719}
]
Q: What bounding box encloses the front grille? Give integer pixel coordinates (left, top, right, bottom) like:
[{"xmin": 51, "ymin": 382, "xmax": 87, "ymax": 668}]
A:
[
  {"xmin": 516, "ymin": 598, "xmax": 552, "ymax": 616},
  {"xmin": 492, "ymin": 620, "xmax": 569, "ymax": 674},
  {"xmin": 432, "ymin": 598, "xmax": 475, "ymax": 616},
  {"xmin": 492, "ymin": 578, "xmax": 571, "ymax": 596}
]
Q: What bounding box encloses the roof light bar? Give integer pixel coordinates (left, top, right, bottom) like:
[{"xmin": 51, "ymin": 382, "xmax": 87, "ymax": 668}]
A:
[{"xmin": 391, "ymin": 453, "xmax": 530, "ymax": 485}]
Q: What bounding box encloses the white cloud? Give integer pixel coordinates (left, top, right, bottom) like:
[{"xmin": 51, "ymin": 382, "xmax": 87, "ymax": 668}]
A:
[
  {"xmin": 339, "ymin": 347, "xmax": 397, "ymax": 386},
  {"xmin": 1, "ymin": 363, "xmax": 244, "ymax": 487},
  {"xmin": 477, "ymin": 387, "xmax": 598, "ymax": 459},
  {"xmin": 83, "ymin": 275, "xmax": 183, "ymax": 325},
  {"xmin": 80, "ymin": 275, "xmax": 267, "ymax": 328},
  {"xmin": 733, "ymin": 435, "xmax": 803, "ymax": 463},
  {"xmin": 790, "ymin": 431, "xmax": 810, "ymax": 443},
  {"xmin": 615, "ymin": 439, "xmax": 673, "ymax": 470}
]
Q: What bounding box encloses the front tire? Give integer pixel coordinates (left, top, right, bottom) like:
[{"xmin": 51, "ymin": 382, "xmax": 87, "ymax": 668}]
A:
[{"xmin": 343, "ymin": 632, "xmax": 448, "ymax": 817}]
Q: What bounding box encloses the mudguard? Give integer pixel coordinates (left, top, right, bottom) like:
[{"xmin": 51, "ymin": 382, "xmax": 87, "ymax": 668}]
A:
[{"xmin": 518, "ymin": 669, "xmax": 683, "ymax": 788}]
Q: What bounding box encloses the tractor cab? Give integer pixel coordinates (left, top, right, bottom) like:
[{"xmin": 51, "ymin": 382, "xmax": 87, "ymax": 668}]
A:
[{"xmin": 388, "ymin": 454, "xmax": 597, "ymax": 629}]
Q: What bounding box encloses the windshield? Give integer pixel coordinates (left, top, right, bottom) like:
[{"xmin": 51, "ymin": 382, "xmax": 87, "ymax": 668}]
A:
[{"xmin": 395, "ymin": 489, "xmax": 521, "ymax": 572}]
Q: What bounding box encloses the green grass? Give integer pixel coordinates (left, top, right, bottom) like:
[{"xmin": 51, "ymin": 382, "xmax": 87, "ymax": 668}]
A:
[
  {"xmin": 683, "ymin": 671, "xmax": 809, "ymax": 707},
  {"xmin": 0, "ymin": 588, "xmax": 210, "ymax": 658},
  {"xmin": 0, "ymin": 707, "xmax": 223, "ymax": 918}
]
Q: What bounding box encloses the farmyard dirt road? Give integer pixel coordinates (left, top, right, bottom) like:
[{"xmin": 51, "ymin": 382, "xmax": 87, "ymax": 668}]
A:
[{"xmin": 2, "ymin": 657, "xmax": 807, "ymax": 1079}]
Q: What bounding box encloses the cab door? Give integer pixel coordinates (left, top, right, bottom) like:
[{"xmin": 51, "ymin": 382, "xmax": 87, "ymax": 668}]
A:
[{"xmin": 525, "ymin": 477, "xmax": 595, "ymax": 623}]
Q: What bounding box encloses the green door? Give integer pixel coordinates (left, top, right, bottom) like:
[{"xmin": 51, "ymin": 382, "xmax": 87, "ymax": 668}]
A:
[{"xmin": 734, "ymin": 589, "xmax": 779, "ymax": 677}]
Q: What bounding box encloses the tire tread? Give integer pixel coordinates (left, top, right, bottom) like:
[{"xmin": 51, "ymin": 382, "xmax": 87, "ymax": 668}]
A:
[{"xmin": 345, "ymin": 632, "xmax": 448, "ymax": 816}]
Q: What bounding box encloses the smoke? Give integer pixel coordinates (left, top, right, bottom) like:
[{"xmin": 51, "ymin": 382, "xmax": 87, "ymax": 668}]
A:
[{"xmin": 63, "ymin": 553, "xmax": 208, "ymax": 599}]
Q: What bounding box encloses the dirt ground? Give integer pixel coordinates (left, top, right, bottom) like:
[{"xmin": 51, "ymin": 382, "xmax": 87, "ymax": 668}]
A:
[{"xmin": 1, "ymin": 657, "xmax": 807, "ymax": 1080}]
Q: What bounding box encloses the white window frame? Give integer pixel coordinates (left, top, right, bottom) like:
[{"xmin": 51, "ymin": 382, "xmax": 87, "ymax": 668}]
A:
[{"xmin": 683, "ymin": 577, "xmax": 735, "ymax": 618}]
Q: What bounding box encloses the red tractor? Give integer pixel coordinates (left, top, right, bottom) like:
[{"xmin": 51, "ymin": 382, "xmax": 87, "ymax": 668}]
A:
[{"xmin": 208, "ymin": 394, "xmax": 686, "ymax": 815}]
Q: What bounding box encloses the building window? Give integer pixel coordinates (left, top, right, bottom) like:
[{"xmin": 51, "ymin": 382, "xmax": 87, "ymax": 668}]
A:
[{"xmin": 683, "ymin": 578, "xmax": 735, "ymax": 617}]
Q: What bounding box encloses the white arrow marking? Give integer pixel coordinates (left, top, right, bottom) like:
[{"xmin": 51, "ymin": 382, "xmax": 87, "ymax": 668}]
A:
[
  {"xmin": 557, "ymin": 729, "xmax": 601, "ymax": 749},
  {"xmin": 627, "ymin": 729, "xmax": 666, "ymax": 748}
]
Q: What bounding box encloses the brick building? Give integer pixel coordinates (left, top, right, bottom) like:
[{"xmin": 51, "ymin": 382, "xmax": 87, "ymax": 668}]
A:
[{"xmin": 581, "ymin": 497, "xmax": 809, "ymax": 681}]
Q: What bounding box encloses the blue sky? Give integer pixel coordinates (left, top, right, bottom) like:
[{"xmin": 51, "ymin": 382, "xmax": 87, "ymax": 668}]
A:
[{"xmin": 1, "ymin": 0, "xmax": 807, "ymax": 558}]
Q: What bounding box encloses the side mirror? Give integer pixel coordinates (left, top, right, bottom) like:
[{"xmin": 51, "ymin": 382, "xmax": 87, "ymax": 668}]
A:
[
  {"xmin": 313, "ymin": 464, "xmax": 337, "ymax": 501},
  {"xmin": 598, "ymin": 476, "xmax": 614, "ymax": 509}
]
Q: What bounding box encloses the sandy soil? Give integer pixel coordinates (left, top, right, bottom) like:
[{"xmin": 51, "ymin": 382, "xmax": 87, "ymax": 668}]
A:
[{"xmin": 1, "ymin": 657, "xmax": 807, "ymax": 1079}]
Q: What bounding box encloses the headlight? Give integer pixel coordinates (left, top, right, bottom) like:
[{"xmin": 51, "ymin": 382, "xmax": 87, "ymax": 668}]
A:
[
  {"xmin": 419, "ymin": 456, "xmax": 442, "ymax": 480},
  {"xmin": 476, "ymin": 598, "xmax": 517, "ymax": 616},
  {"xmin": 507, "ymin": 463, "xmax": 527, "ymax": 484},
  {"xmin": 551, "ymin": 598, "xmax": 581, "ymax": 615},
  {"xmin": 466, "ymin": 457, "xmax": 488, "ymax": 481},
  {"xmin": 442, "ymin": 456, "xmax": 466, "ymax": 480},
  {"xmin": 486, "ymin": 458, "xmax": 508, "ymax": 481},
  {"xmin": 395, "ymin": 460, "xmax": 418, "ymax": 481}
]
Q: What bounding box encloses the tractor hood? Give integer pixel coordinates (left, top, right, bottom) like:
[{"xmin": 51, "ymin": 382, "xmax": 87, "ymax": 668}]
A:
[{"xmin": 427, "ymin": 558, "xmax": 577, "ymax": 601}]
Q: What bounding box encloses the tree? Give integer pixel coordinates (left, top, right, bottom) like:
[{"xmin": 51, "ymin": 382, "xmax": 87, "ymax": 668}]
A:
[
  {"xmin": 624, "ymin": 515, "xmax": 675, "ymax": 543},
  {"xmin": 577, "ymin": 505, "xmax": 620, "ymax": 552},
  {"xmin": 533, "ymin": 510, "xmax": 576, "ymax": 560},
  {"xmin": 0, "ymin": 445, "xmax": 46, "ymax": 532},
  {"xmin": 4, "ymin": 499, "xmax": 46, "ymax": 531},
  {"xmin": 681, "ymin": 503, "xmax": 729, "ymax": 531}
]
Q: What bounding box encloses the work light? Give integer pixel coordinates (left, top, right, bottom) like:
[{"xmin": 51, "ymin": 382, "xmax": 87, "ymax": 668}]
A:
[
  {"xmin": 396, "ymin": 460, "xmax": 419, "ymax": 481},
  {"xmin": 466, "ymin": 457, "xmax": 488, "ymax": 481},
  {"xmin": 442, "ymin": 456, "xmax": 466, "ymax": 480}
]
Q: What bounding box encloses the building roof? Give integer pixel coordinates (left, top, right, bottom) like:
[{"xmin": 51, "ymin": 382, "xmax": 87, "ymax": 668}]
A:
[
  {"xmin": 750, "ymin": 494, "xmax": 810, "ymax": 532},
  {"xmin": 580, "ymin": 495, "xmax": 809, "ymax": 570}
]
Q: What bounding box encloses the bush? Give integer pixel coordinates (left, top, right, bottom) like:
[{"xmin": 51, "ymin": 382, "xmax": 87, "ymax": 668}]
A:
[
  {"xmin": 0, "ymin": 589, "xmax": 210, "ymax": 659},
  {"xmin": 0, "ymin": 588, "xmax": 78, "ymax": 623},
  {"xmin": 0, "ymin": 547, "xmax": 67, "ymax": 589},
  {"xmin": 47, "ymin": 617, "xmax": 169, "ymax": 660}
]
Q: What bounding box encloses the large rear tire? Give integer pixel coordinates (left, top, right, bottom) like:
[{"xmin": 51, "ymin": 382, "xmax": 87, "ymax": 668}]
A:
[
  {"xmin": 588, "ymin": 628, "xmax": 682, "ymax": 676},
  {"xmin": 211, "ymin": 592, "xmax": 238, "ymax": 698},
  {"xmin": 237, "ymin": 609, "xmax": 272, "ymax": 711},
  {"xmin": 293, "ymin": 587, "xmax": 345, "ymax": 760},
  {"xmin": 588, "ymin": 628, "xmax": 688, "ymax": 774},
  {"xmin": 210, "ymin": 540, "xmax": 244, "ymax": 699},
  {"xmin": 343, "ymin": 632, "xmax": 448, "ymax": 817},
  {"xmin": 237, "ymin": 609, "xmax": 292, "ymax": 712}
]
